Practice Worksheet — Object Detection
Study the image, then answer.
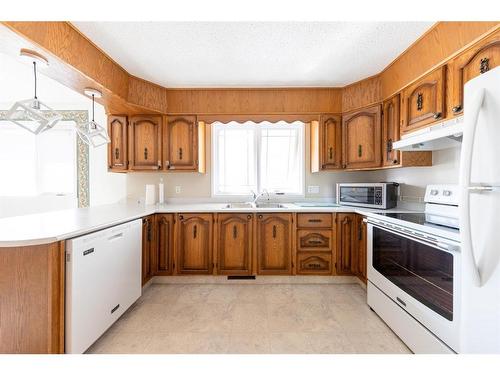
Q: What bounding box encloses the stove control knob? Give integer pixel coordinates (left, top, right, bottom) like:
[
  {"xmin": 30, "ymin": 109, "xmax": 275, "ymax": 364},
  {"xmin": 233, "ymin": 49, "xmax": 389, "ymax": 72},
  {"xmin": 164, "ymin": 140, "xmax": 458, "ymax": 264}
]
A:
[
  {"xmin": 443, "ymin": 190, "xmax": 452, "ymax": 196},
  {"xmin": 430, "ymin": 189, "xmax": 439, "ymax": 196}
]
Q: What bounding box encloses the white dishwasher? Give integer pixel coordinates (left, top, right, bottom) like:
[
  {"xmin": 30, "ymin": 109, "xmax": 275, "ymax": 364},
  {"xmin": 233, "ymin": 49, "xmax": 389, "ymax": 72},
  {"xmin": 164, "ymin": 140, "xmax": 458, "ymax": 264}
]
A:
[{"xmin": 65, "ymin": 219, "xmax": 142, "ymax": 354}]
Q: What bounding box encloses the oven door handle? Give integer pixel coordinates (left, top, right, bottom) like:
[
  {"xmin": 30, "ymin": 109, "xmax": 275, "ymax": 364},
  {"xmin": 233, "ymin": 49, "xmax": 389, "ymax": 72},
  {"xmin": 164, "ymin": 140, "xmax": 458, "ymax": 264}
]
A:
[{"xmin": 368, "ymin": 220, "xmax": 460, "ymax": 253}]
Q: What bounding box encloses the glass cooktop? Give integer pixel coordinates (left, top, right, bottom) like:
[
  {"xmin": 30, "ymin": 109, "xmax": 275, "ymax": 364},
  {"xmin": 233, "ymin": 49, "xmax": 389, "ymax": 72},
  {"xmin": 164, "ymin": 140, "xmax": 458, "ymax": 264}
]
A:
[{"xmin": 378, "ymin": 212, "xmax": 427, "ymax": 225}]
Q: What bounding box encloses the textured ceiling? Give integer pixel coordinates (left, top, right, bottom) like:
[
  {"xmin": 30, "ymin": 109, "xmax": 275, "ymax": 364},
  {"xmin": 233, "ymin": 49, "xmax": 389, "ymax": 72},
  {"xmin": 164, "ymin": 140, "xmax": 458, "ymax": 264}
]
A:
[{"xmin": 72, "ymin": 22, "xmax": 433, "ymax": 88}]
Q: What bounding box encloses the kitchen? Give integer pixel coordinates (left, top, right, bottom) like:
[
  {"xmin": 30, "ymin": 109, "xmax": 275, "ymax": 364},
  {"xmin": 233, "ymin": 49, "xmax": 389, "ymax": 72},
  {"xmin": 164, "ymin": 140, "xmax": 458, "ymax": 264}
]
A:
[{"xmin": 0, "ymin": 2, "xmax": 499, "ymax": 372}]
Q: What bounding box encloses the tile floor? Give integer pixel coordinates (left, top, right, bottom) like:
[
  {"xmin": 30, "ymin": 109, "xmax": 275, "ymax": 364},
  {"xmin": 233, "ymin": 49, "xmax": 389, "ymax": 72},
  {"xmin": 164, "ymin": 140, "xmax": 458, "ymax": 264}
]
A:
[{"xmin": 86, "ymin": 283, "xmax": 411, "ymax": 354}]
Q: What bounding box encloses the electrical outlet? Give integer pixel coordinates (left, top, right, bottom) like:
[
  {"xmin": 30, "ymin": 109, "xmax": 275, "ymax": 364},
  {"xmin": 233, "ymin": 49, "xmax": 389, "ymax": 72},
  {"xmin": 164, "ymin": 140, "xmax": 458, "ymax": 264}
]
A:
[
  {"xmin": 175, "ymin": 186, "xmax": 182, "ymax": 194},
  {"xmin": 307, "ymin": 185, "xmax": 320, "ymax": 194}
]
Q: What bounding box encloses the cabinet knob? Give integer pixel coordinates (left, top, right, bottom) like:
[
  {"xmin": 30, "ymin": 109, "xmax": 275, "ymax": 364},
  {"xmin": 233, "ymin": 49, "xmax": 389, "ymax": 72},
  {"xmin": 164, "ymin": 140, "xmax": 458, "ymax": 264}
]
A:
[
  {"xmin": 247, "ymin": 215, "xmax": 252, "ymax": 220},
  {"xmin": 433, "ymin": 112, "xmax": 442, "ymax": 119},
  {"xmin": 258, "ymin": 214, "xmax": 263, "ymax": 219},
  {"xmin": 179, "ymin": 215, "xmax": 184, "ymax": 220},
  {"xmin": 452, "ymin": 105, "xmax": 463, "ymax": 114}
]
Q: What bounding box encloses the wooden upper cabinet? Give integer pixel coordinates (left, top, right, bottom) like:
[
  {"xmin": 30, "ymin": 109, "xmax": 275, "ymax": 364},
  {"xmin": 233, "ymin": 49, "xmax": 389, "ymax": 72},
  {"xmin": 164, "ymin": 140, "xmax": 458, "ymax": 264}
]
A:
[
  {"xmin": 450, "ymin": 37, "xmax": 500, "ymax": 116},
  {"xmin": 342, "ymin": 104, "xmax": 382, "ymax": 169},
  {"xmin": 401, "ymin": 66, "xmax": 446, "ymax": 134},
  {"xmin": 164, "ymin": 116, "xmax": 205, "ymax": 172},
  {"xmin": 310, "ymin": 115, "xmax": 342, "ymax": 172},
  {"xmin": 382, "ymin": 94, "xmax": 401, "ymax": 167},
  {"xmin": 156, "ymin": 214, "xmax": 174, "ymax": 276},
  {"xmin": 107, "ymin": 115, "xmax": 128, "ymax": 171},
  {"xmin": 256, "ymin": 213, "xmax": 293, "ymax": 275},
  {"xmin": 336, "ymin": 213, "xmax": 356, "ymax": 275},
  {"xmin": 175, "ymin": 213, "xmax": 213, "ymax": 274},
  {"xmin": 216, "ymin": 213, "xmax": 253, "ymax": 275},
  {"xmin": 129, "ymin": 115, "xmax": 162, "ymax": 170}
]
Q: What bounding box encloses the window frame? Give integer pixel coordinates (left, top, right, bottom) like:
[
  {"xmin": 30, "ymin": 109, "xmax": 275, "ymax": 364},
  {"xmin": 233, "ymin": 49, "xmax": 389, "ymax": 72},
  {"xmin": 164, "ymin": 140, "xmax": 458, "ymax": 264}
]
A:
[{"xmin": 211, "ymin": 120, "xmax": 305, "ymax": 199}]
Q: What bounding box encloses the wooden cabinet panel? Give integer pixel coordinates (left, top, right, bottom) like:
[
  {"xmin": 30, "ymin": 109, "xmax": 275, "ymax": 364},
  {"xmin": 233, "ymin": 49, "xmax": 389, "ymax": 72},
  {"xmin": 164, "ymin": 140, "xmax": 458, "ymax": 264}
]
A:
[
  {"xmin": 107, "ymin": 115, "xmax": 128, "ymax": 171},
  {"xmin": 156, "ymin": 214, "xmax": 174, "ymax": 276},
  {"xmin": 216, "ymin": 213, "xmax": 253, "ymax": 275},
  {"xmin": 297, "ymin": 229, "xmax": 331, "ymax": 252},
  {"xmin": 336, "ymin": 213, "xmax": 356, "ymax": 275},
  {"xmin": 142, "ymin": 215, "xmax": 156, "ymax": 285},
  {"xmin": 256, "ymin": 213, "xmax": 293, "ymax": 275},
  {"xmin": 176, "ymin": 213, "xmax": 213, "ymax": 274},
  {"xmin": 342, "ymin": 105, "xmax": 382, "ymax": 169},
  {"xmin": 355, "ymin": 215, "xmax": 367, "ymax": 283},
  {"xmin": 450, "ymin": 37, "xmax": 500, "ymax": 116},
  {"xmin": 296, "ymin": 252, "xmax": 333, "ymax": 275},
  {"xmin": 165, "ymin": 116, "xmax": 198, "ymax": 171},
  {"xmin": 320, "ymin": 114, "xmax": 342, "ymax": 170},
  {"xmin": 401, "ymin": 66, "xmax": 446, "ymax": 134},
  {"xmin": 129, "ymin": 115, "xmax": 162, "ymax": 170},
  {"xmin": 297, "ymin": 213, "xmax": 332, "ymax": 228},
  {"xmin": 382, "ymin": 94, "xmax": 400, "ymax": 167}
]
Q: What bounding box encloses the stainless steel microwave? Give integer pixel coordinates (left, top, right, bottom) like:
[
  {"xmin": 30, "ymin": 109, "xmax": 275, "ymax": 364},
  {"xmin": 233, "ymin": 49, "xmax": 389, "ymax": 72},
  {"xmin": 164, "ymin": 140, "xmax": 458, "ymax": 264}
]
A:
[{"xmin": 336, "ymin": 183, "xmax": 399, "ymax": 209}]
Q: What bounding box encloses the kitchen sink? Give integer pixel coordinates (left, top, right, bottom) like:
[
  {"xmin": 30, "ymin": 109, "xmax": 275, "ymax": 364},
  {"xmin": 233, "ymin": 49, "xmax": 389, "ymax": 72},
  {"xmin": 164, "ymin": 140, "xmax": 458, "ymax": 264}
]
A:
[
  {"xmin": 255, "ymin": 203, "xmax": 287, "ymax": 208},
  {"xmin": 223, "ymin": 202, "xmax": 255, "ymax": 209}
]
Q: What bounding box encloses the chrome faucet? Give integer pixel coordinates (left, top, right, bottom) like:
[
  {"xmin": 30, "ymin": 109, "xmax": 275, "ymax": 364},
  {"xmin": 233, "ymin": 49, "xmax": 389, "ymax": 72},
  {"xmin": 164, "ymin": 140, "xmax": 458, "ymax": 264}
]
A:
[{"xmin": 251, "ymin": 189, "xmax": 270, "ymax": 204}]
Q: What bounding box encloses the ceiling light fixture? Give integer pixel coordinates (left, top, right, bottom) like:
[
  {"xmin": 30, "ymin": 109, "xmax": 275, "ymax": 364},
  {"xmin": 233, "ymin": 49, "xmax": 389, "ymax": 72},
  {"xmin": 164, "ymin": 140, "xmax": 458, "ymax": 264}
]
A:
[
  {"xmin": 76, "ymin": 88, "xmax": 110, "ymax": 147},
  {"xmin": 5, "ymin": 49, "xmax": 63, "ymax": 134}
]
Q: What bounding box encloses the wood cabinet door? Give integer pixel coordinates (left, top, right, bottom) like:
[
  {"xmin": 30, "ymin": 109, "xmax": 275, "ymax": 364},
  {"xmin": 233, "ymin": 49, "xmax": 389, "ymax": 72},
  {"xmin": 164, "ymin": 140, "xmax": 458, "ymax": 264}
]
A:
[
  {"xmin": 382, "ymin": 94, "xmax": 401, "ymax": 167},
  {"xmin": 129, "ymin": 115, "xmax": 162, "ymax": 170},
  {"xmin": 176, "ymin": 213, "xmax": 213, "ymax": 274},
  {"xmin": 355, "ymin": 215, "xmax": 367, "ymax": 282},
  {"xmin": 320, "ymin": 115, "xmax": 342, "ymax": 170},
  {"xmin": 401, "ymin": 66, "xmax": 446, "ymax": 134},
  {"xmin": 336, "ymin": 213, "xmax": 356, "ymax": 275},
  {"xmin": 216, "ymin": 213, "xmax": 253, "ymax": 275},
  {"xmin": 107, "ymin": 115, "xmax": 128, "ymax": 171},
  {"xmin": 142, "ymin": 215, "xmax": 156, "ymax": 285},
  {"xmin": 156, "ymin": 214, "xmax": 174, "ymax": 276},
  {"xmin": 342, "ymin": 105, "xmax": 382, "ymax": 169},
  {"xmin": 450, "ymin": 38, "xmax": 500, "ymax": 116},
  {"xmin": 256, "ymin": 213, "xmax": 293, "ymax": 275},
  {"xmin": 165, "ymin": 116, "xmax": 197, "ymax": 170}
]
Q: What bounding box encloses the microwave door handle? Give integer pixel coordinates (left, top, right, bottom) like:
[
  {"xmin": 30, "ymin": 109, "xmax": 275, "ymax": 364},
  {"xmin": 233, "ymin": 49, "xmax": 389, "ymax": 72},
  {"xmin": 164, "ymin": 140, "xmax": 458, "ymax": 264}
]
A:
[{"xmin": 459, "ymin": 88, "xmax": 485, "ymax": 287}]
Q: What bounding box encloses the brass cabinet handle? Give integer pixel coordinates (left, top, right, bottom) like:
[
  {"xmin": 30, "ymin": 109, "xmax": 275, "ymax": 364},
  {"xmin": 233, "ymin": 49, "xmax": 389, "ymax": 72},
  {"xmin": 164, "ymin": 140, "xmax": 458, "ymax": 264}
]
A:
[
  {"xmin": 480, "ymin": 57, "xmax": 490, "ymax": 74},
  {"xmin": 307, "ymin": 263, "xmax": 322, "ymax": 269},
  {"xmin": 452, "ymin": 105, "xmax": 463, "ymax": 114},
  {"xmin": 416, "ymin": 92, "xmax": 423, "ymax": 111},
  {"xmin": 193, "ymin": 225, "xmax": 197, "ymax": 239},
  {"xmin": 233, "ymin": 225, "xmax": 237, "ymax": 239},
  {"xmin": 179, "ymin": 147, "xmax": 183, "ymax": 160},
  {"xmin": 433, "ymin": 112, "xmax": 442, "ymax": 119},
  {"xmin": 328, "ymin": 147, "xmax": 333, "ymax": 160},
  {"xmin": 307, "ymin": 240, "xmax": 323, "ymax": 245},
  {"xmin": 272, "ymin": 225, "xmax": 277, "ymax": 239},
  {"xmin": 308, "ymin": 219, "xmax": 322, "ymax": 223},
  {"xmin": 144, "ymin": 147, "xmax": 148, "ymax": 160},
  {"xmin": 358, "ymin": 145, "xmax": 362, "ymax": 158},
  {"xmin": 115, "ymin": 148, "xmax": 120, "ymax": 160}
]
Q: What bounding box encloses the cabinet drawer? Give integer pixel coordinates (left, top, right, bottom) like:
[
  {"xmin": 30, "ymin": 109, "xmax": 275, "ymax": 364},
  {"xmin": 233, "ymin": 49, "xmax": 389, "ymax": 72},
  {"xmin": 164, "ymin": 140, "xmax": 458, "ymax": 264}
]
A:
[
  {"xmin": 296, "ymin": 252, "xmax": 333, "ymax": 275},
  {"xmin": 297, "ymin": 229, "xmax": 332, "ymax": 251},
  {"xmin": 297, "ymin": 213, "xmax": 332, "ymax": 228}
]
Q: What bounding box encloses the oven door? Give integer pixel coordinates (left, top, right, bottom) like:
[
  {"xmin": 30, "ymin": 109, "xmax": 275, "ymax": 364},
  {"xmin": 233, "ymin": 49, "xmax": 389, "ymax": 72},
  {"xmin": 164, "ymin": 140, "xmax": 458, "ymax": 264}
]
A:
[{"xmin": 367, "ymin": 221, "xmax": 461, "ymax": 352}]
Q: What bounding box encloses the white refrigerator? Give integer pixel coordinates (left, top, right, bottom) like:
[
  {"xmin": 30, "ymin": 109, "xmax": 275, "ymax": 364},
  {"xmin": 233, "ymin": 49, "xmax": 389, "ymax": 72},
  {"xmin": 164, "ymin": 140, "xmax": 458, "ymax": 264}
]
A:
[{"xmin": 459, "ymin": 66, "xmax": 500, "ymax": 353}]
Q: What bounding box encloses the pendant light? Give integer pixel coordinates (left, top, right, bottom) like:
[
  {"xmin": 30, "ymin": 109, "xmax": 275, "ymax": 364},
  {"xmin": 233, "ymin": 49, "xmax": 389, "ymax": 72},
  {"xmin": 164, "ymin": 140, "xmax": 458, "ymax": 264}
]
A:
[
  {"xmin": 76, "ymin": 88, "xmax": 110, "ymax": 147},
  {"xmin": 5, "ymin": 49, "xmax": 63, "ymax": 134}
]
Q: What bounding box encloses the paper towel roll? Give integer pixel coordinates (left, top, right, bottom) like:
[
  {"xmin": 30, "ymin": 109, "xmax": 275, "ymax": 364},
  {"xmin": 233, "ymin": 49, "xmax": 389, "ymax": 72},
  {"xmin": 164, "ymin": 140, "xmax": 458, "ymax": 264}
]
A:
[{"xmin": 145, "ymin": 184, "xmax": 156, "ymax": 205}]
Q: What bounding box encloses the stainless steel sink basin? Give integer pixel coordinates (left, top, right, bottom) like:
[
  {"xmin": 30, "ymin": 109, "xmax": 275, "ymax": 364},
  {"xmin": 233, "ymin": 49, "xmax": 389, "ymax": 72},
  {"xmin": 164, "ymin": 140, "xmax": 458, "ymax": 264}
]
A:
[
  {"xmin": 255, "ymin": 203, "xmax": 286, "ymax": 208},
  {"xmin": 223, "ymin": 202, "xmax": 255, "ymax": 209}
]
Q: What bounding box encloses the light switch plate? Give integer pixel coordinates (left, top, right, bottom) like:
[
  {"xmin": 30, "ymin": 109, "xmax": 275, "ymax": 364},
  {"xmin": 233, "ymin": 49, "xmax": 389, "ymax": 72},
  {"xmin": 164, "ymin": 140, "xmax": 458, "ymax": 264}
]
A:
[
  {"xmin": 175, "ymin": 186, "xmax": 182, "ymax": 194},
  {"xmin": 307, "ymin": 185, "xmax": 320, "ymax": 194}
]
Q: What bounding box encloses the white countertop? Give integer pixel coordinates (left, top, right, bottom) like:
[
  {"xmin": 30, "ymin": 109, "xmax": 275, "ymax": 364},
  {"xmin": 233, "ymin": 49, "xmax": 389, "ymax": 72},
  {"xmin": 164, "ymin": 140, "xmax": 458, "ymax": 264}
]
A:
[{"xmin": 0, "ymin": 200, "xmax": 417, "ymax": 247}]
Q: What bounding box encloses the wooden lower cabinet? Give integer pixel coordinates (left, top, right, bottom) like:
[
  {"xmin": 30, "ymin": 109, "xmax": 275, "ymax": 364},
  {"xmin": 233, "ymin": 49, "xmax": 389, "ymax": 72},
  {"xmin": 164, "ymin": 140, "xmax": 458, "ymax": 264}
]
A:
[
  {"xmin": 175, "ymin": 213, "xmax": 213, "ymax": 274},
  {"xmin": 355, "ymin": 215, "xmax": 367, "ymax": 282},
  {"xmin": 336, "ymin": 213, "xmax": 357, "ymax": 275},
  {"xmin": 142, "ymin": 215, "xmax": 156, "ymax": 285},
  {"xmin": 215, "ymin": 213, "xmax": 253, "ymax": 275},
  {"xmin": 256, "ymin": 213, "xmax": 293, "ymax": 275},
  {"xmin": 156, "ymin": 214, "xmax": 174, "ymax": 275}
]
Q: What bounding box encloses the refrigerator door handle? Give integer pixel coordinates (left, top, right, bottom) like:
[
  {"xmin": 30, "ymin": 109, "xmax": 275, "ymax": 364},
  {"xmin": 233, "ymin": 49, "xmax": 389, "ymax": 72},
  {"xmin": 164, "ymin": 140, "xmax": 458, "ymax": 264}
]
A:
[{"xmin": 460, "ymin": 88, "xmax": 485, "ymax": 287}]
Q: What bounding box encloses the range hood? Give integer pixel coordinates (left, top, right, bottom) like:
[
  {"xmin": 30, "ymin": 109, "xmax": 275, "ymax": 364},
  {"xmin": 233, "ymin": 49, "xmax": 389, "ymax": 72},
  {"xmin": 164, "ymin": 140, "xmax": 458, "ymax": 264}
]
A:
[{"xmin": 393, "ymin": 116, "xmax": 463, "ymax": 151}]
